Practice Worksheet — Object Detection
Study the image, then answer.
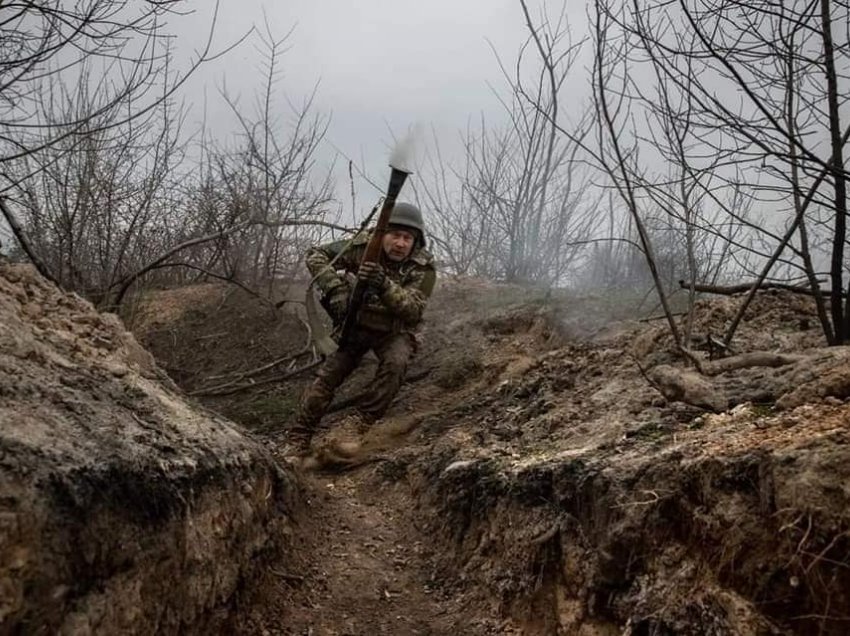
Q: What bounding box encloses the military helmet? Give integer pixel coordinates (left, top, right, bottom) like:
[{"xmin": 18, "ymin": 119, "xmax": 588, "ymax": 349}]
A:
[{"xmin": 388, "ymin": 201, "xmax": 426, "ymax": 246}]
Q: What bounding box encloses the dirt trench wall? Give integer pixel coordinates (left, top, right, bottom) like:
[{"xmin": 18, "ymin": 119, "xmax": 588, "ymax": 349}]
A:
[
  {"xmin": 0, "ymin": 265, "xmax": 297, "ymax": 634},
  {"xmin": 2, "ymin": 452, "xmax": 293, "ymax": 634},
  {"xmin": 416, "ymin": 412, "xmax": 850, "ymax": 635}
]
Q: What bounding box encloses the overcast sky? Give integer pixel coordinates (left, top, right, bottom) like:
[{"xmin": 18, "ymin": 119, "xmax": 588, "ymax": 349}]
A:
[{"xmin": 174, "ymin": 0, "xmax": 587, "ymax": 216}]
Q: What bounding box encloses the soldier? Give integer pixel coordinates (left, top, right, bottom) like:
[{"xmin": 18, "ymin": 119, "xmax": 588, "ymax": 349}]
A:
[{"xmin": 291, "ymin": 202, "xmax": 437, "ymax": 454}]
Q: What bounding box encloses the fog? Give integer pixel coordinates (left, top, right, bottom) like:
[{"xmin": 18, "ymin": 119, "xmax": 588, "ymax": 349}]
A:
[{"xmin": 170, "ymin": 0, "xmax": 586, "ymax": 213}]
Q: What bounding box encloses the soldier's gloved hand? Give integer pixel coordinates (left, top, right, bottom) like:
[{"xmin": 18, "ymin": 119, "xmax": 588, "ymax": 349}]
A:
[
  {"xmin": 357, "ymin": 262, "xmax": 387, "ymax": 290},
  {"xmin": 326, "ymin": 285, "xmax": 350, "ymax": 321}
]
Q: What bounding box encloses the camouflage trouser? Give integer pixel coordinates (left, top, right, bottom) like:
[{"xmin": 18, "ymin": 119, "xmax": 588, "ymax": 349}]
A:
[{"xmin": 297, "ymin": 330, "xmax": 415, "ymax": 431}]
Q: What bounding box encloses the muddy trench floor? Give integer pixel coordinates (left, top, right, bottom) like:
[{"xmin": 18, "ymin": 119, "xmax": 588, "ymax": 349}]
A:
[{"xmin": 235, "ymin": 463, "xmax": 507, "ymax": 636}]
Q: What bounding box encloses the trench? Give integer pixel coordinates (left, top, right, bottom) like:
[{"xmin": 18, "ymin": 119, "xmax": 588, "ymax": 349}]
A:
[
  {"xmin": 233, "ymin": 467, "xmax": 508, "ymax": 635},
  {"xmin": 8, "ymin": 267, "xmax": 850, "ymax": 634},
  {"xmin": 226, "ymin": 402, "xmax": 533, "ymax": 635},
  {"xmin": 127, "ymin": 282, "xmax": 850, "ymax": 635}
]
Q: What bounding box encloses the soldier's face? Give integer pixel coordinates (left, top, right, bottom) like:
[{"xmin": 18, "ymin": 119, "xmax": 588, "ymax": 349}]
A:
[{"xmin": 383, "ymin": 229, "xmax": 416, "ymax": 261}]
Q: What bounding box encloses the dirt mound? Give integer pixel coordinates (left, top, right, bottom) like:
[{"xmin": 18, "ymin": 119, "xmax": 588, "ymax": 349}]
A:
[
  {"xmin": 631, "ymin": 291, "xmax": 825, "ymax": 369},
  {"xmin": 0, "ymin": 265, "xmax": 298, "ymax": 634},
  {"xmin": 407, "ymin": 398, "xmax": 850, "ymax": 634},
  {"xmin": 393, "ymin": 289, "xmax": 850, "ymax": 634}
]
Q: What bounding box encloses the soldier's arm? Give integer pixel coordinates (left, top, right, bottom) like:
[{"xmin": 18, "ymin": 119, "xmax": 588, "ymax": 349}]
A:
[
  {"xmin": 305, "ymin": 240, "xmax": 360, "ymax": 294},
  {"xmin": 379, "ymin": 266, "xmax": 436, "ymax": 324}
]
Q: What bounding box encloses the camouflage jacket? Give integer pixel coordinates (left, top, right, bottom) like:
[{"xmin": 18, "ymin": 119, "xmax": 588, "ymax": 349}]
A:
[{"xmin": 305, "ymin": 232, "xmax": 437, "ymax": 333}]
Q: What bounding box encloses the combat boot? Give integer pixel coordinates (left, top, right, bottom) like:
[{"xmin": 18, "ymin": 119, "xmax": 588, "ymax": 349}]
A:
[
  {"xmin": 337, "ymin": 411, "xmax": 374, "ymax": 437},
  {"xmin": 314, "ymin": 411, "xmax": 373, "ymax": 460},
  {"xmin": 285, "ymin": 424, "xmax": 315, "ymax": 457}
]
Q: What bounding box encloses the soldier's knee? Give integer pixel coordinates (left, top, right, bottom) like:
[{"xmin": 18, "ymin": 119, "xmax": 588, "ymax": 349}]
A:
[
  {"xmin": 379, "ymin": 354, "xmax": 409, "ymax": 378},
  {"xmin": 316, "ymin": 362, "xmax": 351, "ymax": 390},
  {"xmin": 312, "ymin": 375, "xmax": 335, "ymax": 393},
  {"xmin": 388, "ymin": 336, "xmax": 414, "ymax": 361}
]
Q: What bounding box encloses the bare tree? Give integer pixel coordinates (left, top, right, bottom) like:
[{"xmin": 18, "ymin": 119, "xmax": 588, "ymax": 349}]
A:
[
  {"xmin": 3, "ymin": 70, "xmax": 188, "ymax": 297},
  {"xmin": 599, "ymin": 0, "xmax": 850, "ymax": 344},
  {"xmin": 1, "ymin": 14, "xmax": 338, "ymax": 313},
  {"xmin": 410, "ymin": 126, "xmax": 489, "ymax": 277},
  {"xmin": 418, "ymin": 2, "xmax": 596, "ymax": 287},
  {"xmin": 0, "ymin": 0, "xmax": 228, "ymax": 183},
  {"xmin": 172, "ymin": 22, "xmax": 336, "ymax": 299}
]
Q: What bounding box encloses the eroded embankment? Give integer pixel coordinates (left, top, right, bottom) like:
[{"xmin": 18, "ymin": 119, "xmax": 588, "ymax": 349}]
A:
[
  {"xmin": 355, "ymin": 288, "xmax": 850, "ymax": 635},
  {"xmin": 400, "ymin": 396, "xmax": 850, "ymax": 635},
  {"xmin": 0, "ymin": 265, "xmax": 299, "ymax": 634}
]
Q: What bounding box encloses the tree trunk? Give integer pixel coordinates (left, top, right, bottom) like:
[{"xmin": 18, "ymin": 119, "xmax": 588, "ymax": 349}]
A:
[{"xmin": 820, "ymin": 0, "xmax": 848, "ymax": 342}]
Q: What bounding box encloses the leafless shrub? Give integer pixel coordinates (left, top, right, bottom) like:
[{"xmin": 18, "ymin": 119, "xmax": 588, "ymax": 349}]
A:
[
  {"xmin": 0, "ymin": 1, "xmax": 229, "ymax": 178},
  {"xmin": 589, "ymin": 0, "xmax": 850, "ymax": 345},
  {"xmin": 1, "ymin": 13, "xmax": 338, "ymax": 309},
  {"xmin": 416, "ymin": 2, "xmax": 596, "ymax": 287}
]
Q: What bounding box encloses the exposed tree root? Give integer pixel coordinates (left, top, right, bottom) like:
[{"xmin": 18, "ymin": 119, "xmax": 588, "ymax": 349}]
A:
[
  {"xmin": 682, "ymin": 348, "xmax": 805, "ymax": 376},
  {"xmin": 646, "ymin": 350, "xmax": 806, "ymax": 412}
]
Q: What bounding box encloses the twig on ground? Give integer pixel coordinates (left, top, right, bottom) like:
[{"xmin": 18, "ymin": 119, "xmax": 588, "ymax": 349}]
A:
[
  {"xmin": 681, "ymin": 348, "xmax": 804, "ymax": 376},
  {"xmin": 269, "ymin": 568, "xmax": 305, "ymax": 583},
  {"xmin": 189, "ymin": 359, "xmax": 322, "ymax": 397},
  {"xmin": 196, "ymin": 316, "xmax": 315, "ymax": 392},
  {"xmin": 638, "ymin": 311, "xmax": 688, "ymax": 323}
]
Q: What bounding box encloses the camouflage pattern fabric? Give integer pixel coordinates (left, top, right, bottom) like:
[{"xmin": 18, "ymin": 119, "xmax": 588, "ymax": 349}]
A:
[
  {"xmin": 296, "ymin": 232, "xmax": 436, "ymax": 437},
  {"xmin": 305, "ymin": 232, "xmax": 436, "ymax": 333},
  {"xmin": 298, "ymin": 330, "xmax": 415, "ymax": 429}
]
